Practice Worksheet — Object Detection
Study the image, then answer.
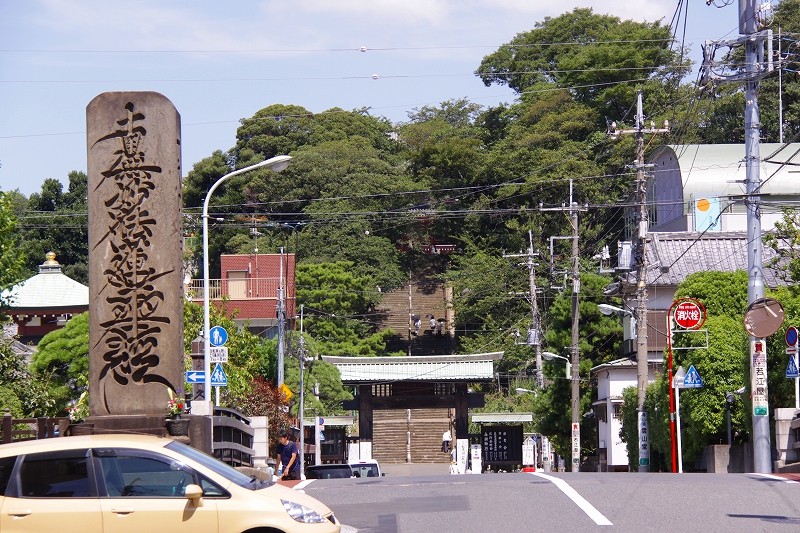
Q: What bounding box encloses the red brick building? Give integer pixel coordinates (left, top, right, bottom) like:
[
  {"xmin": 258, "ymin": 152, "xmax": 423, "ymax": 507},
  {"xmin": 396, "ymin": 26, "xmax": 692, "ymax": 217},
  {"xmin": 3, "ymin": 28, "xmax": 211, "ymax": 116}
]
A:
[{"xmin": 188, "ymin": 253, "xmax": 296, "ymax": 337}]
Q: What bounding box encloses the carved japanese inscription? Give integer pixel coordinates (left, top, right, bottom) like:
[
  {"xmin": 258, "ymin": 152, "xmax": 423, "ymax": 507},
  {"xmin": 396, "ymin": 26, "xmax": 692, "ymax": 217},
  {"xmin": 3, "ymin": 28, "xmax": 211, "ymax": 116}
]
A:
[{"xmin": 87, "ymin": 92, "xmax": 183, "ymax": 416}]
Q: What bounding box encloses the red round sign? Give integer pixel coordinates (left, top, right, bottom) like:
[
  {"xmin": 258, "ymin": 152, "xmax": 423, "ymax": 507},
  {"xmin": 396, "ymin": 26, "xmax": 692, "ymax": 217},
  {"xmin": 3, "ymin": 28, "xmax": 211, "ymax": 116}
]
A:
[{"xmin": 674, "ymin": 300, "xmax": 705, "ymax": 329}]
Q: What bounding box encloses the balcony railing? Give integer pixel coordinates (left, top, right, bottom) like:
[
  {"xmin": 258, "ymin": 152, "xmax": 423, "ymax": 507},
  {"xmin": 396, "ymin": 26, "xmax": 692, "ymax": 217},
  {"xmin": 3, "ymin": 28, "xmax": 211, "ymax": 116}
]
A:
[{"xmin": 187, "ymin": 277, "xmax": 294, "ymax": 301}]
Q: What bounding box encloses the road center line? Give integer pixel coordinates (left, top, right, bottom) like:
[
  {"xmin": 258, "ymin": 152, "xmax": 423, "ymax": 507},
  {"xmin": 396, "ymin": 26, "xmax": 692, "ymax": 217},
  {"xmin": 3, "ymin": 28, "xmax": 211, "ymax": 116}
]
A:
[{"xmin": 531, "ymin": 473, "xmax": 613, "ymax": 526}]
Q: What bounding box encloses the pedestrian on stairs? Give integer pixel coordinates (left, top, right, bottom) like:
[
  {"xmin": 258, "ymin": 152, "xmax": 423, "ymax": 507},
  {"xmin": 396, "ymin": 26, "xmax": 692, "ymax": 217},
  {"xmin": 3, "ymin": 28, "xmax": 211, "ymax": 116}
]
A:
[
  {"xmin": 442, "ymin": 429, "xmax": 452, "ymax": 452},
  {"xmin": 412, "ymin": 314, "xmax": 421, "ymax": 335}
]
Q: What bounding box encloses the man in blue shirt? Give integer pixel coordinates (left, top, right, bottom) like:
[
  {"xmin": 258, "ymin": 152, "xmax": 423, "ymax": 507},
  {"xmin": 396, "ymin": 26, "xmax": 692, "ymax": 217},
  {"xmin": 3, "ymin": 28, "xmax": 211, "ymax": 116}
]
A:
[{"xmin": 277, "ymin": 430, "xmax": 301, "ymax": 481}]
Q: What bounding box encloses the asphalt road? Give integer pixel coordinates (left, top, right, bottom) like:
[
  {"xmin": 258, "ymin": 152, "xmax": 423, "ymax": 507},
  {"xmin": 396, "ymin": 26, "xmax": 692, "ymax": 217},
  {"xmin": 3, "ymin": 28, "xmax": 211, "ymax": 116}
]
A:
[{"xmin": 299, "ymin": 472, "xmax": 800, "ymax": 533}]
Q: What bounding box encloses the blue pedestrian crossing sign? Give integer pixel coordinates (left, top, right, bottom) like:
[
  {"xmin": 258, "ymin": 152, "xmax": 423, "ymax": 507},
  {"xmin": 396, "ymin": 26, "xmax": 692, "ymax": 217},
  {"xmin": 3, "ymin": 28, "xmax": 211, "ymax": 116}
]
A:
[
  {"xmin": 211, "ymin": 364, "xmax": 228, "ymax": 387},
  {"xmin": 787, "ymin": 356, "xmax": 799, "ymax": 379},
  {"xmin": 209, "ymin": 326, "xmax": 228, "ymax": 347},
  {"xmin": 683, "ymin": 365, "xmax": 704, "ymax": 388}
]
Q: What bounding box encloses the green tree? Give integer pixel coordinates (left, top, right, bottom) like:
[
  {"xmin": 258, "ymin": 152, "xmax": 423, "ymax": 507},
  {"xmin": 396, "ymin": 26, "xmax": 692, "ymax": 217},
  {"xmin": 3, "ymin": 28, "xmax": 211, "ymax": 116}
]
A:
[
  {"xmin": 0, "ymin": 190, "xmax": 26, "ymax": 305},
  {"xmin": 29, "ymin": 312, "xmax": 90, "ymax": 410},
  {"xmin": 476, "ymin": 8, "xmax": 682, "ymax": 118},
  {"xmin": 296, "ymin": 262, "xmax": 397, "ymax": 357},
  {"xmin": 283, "ymin": 357, "xmax": 353, "ymax": 416},
  {"xmin": 620, "ymin": 271, "xmax": 800, "ymax": 471},
  {"xmin": 0, "ymin": 336, "xmax": 58, "ymax": 417},
  {"xmin": 20, "ymin": 173, "xmax": 88, "ymax": 283}
]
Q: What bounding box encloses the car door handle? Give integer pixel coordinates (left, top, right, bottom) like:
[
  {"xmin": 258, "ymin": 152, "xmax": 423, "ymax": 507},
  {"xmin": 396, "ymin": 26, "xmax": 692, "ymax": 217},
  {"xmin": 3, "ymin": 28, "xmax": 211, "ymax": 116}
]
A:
[
  {"xmin": 8, "ymin": 509, "xmax": 32, "ymax": 517},
  {"xmin": 111, "ymin": 507, "xmax": 136, "ymax": 515}
]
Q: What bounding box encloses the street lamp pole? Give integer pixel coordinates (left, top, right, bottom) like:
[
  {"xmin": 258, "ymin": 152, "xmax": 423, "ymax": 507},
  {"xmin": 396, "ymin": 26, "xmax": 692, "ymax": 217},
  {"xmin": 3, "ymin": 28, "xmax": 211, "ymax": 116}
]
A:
[{"xmin": 199, "ymin": 155, "xmax": 292, "ymax": 413}]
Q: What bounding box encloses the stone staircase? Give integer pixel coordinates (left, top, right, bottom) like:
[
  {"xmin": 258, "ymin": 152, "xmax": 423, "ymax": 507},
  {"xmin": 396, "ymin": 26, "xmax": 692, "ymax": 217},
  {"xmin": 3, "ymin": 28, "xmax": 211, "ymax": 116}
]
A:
[
  {"xmin": 377, "ymin": 279, "xmax": 450, "ymax": 356},
  {"xmin": 372, "ymin": 408, "xmax": 451, "ymax": 464}
]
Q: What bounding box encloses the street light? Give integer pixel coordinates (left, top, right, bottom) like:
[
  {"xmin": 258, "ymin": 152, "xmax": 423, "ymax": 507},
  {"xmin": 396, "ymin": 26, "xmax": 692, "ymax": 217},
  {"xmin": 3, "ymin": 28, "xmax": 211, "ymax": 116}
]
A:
[
  {"xmin": 598, "ymin": 303, "xmax": 633, "ymax": 318},
  {"xmin": 542, "ymin": 351, "xmax": 571, "ymax": 379},
  {"xmin": 200, "ymin": 155, "xmax": 292, "ymax": 414},
  {"xmin": 516, "ymin": 387, "xmax": 536, "ymax": 395}
]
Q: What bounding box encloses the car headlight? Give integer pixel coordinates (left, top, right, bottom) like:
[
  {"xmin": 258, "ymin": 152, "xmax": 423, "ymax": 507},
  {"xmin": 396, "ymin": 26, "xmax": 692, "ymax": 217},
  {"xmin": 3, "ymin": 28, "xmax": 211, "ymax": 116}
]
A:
[{"xmin": 281, "ymin": 499, "xmax": 328, "ymax": 524}]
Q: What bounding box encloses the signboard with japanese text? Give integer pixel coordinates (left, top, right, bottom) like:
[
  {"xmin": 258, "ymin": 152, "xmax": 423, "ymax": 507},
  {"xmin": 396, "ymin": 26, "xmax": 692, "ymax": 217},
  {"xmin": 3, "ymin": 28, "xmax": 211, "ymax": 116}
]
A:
[
  {"xmin": 751, "ymin": 340, "xmax": 769, "ymax": 416},
  {"xmin": 572, "ymin": 422, "xmax": 581, "ymax": 469},
  {"xmin": 673, "ymin": 299, "xmax": 705, "ymax": 330},
  {"xmin": 481, "ymin": 425, "xmax": 523, "ymax": 464},
  {"xmin": 208, "ymin": 346, "xmax": 228, "ymax": 363},
  {"xmin": 638, "ymin": 412, "xmax": 650, "ymax": 467}
]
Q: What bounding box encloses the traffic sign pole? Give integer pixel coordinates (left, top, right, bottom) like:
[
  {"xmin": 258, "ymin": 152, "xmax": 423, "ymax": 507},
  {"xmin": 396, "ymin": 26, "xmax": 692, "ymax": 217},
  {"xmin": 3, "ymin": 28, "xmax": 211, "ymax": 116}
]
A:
[
  {"xmin": 675, "ymin": 384, "xmax": 683, "ymax": 474},
  {"xmin": 789, "ymin": 327, "xmax": 799, "ymax": 409}
]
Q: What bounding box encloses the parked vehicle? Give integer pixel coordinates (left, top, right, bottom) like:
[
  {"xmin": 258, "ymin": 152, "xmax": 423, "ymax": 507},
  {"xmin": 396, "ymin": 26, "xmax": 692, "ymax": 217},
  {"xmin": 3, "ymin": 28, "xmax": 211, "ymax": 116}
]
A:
[
  {"xmin": 349, "ymin": 460, "xmax": 383, "ymax": 478},
  {"xmin": 305, "ymin": 463, "xmax": 353, "ymax": 479},
  {"xmin": 0, "ymin": 434, "xmax": 340, "ymax": 532}
]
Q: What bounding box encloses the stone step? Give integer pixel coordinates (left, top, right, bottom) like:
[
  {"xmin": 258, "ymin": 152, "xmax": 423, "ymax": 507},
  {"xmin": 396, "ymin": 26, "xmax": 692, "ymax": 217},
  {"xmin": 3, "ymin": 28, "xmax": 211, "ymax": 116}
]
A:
[{"xmin": 371, "ymin": 408, "xmax": 451, "ymax": 464}]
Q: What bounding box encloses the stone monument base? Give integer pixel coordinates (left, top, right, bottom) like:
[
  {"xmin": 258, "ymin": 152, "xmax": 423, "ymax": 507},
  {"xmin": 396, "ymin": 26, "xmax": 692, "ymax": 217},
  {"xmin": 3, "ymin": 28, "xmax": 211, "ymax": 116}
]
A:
[{"xmin": 85, "ymin": 415, "xmax": 168, "ymax": 437}]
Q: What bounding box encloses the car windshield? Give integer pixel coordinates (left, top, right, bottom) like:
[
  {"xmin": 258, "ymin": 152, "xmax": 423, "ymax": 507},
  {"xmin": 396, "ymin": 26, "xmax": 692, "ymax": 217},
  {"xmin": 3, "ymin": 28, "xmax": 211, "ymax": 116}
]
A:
[
  {"xmin": 351, "ymin": 464, "xmax": 379, "ymax": 478},
  {"xmin": 166, "ymin": 440, "xmax": 274, "ymax": 490}
]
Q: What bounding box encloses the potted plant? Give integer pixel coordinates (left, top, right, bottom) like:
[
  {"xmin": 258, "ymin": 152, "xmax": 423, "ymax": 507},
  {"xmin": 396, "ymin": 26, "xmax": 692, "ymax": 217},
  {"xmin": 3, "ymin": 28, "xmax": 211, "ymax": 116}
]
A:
[
  {"xmin": 165, "ymin": 389, "xmax": 190, "ymax": 437},
  {"xmin": 166, "ymin": 388, "xmax": 187, "ymax": 419},
  {"xmin": 66, "ymin": 391, "xmax": 92, "ymax": 435}
]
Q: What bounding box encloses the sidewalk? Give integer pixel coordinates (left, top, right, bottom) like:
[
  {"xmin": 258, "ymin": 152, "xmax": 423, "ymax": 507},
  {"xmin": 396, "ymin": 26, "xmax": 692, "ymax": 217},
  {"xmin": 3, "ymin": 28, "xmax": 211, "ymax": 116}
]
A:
[{"xmin": 380, "ymin": 463, "xmax": 450, "ymax": 476}]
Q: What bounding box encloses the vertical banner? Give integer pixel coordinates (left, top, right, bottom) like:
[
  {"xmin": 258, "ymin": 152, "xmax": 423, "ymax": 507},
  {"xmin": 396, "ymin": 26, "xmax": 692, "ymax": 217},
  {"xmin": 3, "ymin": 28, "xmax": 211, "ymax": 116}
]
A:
[
  {"xmin": 571, "ymin": 422, "xmax": 580, "ymax": 471},
  {"xmin": 638, "ymin": 411, "xmax": 650, "ymax": 468},
  {"xmin": 470, "ymin": 443, "xmax": 482, "ymax": 474},
  {"xmin": 456, "ymin": 439, "xmax": 468, "ymax": 474},
  {"xmin": 751, "ymin": 339, "xmax": 769, "ymax": 416}
]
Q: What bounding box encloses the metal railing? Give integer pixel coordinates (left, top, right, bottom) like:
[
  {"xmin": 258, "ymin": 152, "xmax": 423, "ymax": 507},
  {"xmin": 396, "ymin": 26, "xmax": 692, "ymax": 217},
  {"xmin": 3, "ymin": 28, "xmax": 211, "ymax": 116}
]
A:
[{"xmin": 187, "ymin": 277, "xmax": 294, "ymax": 301}]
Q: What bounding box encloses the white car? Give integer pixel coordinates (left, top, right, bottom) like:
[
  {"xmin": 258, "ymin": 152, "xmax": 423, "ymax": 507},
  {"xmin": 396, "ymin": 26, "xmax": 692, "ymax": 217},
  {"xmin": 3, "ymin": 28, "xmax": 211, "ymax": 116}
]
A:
[
  {"xmin": 349, "ymin": 460, "xmax": 382, "ymax": 478},
  {"xmin": 0, "ymin": 433, "xmax": 340, "ymax": 533}
]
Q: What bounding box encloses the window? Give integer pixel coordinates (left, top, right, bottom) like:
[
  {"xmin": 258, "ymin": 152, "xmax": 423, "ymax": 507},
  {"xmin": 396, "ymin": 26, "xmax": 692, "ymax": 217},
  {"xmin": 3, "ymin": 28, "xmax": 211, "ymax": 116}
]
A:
[
  {"xmin": 0, "ymin": 456, "xmax": 16, "ymax": 495},
  {"xmin": 198, "ymin": 475, "xmax": 227, "ymax": 497},
  {"xmin": 94, "ymin": 449, "xmax": 193, "ymax": 498},
  {"xmin": 19, "ymin": 449, "xmax": 92, "ymax": 497},
  {"xmin": 372, "ymin": 384, "xmax": 391, "ymax": 396}
]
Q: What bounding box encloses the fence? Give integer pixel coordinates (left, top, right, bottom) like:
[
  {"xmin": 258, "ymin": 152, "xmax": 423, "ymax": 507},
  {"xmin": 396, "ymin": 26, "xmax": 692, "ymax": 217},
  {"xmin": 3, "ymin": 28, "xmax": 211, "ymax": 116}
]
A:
[{"xmin": 1, "ymin": 409, "xmax": 68, "ymax": 444}]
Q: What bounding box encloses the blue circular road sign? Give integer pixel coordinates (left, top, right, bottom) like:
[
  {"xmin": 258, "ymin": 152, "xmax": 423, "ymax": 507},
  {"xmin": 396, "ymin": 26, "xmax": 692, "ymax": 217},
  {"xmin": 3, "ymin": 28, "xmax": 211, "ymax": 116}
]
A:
[
  {"xmin": 787, "ymin": 326, "xmax": 798, "ymax": 347},
  {"xmin": 209, "ymin": 326, "xmax": 228, "ymax": 347}
]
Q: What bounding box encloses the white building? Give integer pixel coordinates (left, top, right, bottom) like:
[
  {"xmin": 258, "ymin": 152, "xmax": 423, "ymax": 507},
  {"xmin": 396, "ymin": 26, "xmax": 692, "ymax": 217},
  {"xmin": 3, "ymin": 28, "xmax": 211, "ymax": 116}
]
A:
[
  {"xmin": 591, "ymin": 357, "xmax": 661, "ymax": 472},
  {"xmin": 649, "ymin": 143, "xmax": 800, "ymax": 233}
]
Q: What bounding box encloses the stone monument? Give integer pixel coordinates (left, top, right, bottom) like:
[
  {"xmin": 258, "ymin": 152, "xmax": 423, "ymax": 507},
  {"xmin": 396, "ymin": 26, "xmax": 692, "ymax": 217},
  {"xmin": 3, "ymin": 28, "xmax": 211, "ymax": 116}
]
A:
[{"xmin": 86, "ymin": 92, "xmax": 184, "ymax": 418}]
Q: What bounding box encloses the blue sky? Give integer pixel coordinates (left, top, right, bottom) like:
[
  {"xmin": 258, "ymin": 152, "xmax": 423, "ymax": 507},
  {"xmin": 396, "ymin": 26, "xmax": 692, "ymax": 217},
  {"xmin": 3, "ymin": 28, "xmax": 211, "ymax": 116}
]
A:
[{"xmin": 0, "ymin": 0, "xmax": 744, "ymax": 196}]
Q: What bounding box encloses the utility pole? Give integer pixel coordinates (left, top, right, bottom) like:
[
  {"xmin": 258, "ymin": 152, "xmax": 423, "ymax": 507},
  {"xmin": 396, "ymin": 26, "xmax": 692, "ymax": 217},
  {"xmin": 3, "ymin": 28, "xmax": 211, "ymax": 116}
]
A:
[
  {"xmin": 298, "ymin": 305, "xmax": 305, "ymax": 475},
  {"xmin": 569, "ymin": 189, "xmax": 580, "ymax": 474},
  {"xmin": 505, "ymin": 231, "xmax": 543, "ymax": 388},
  {"xmin": 608, "ymin": 90, "xmax": 669, "ymax": 472},
  {"xmin": 701, "ymin": 0, "xmax": 774, "ymax": 474},
  {"xmin": 277, "ymin": 247, "xmax": 286, "ymax": 386},
  {"xmin": 541, "ymin": 180, "xmax": 585, "ymax": 472}
]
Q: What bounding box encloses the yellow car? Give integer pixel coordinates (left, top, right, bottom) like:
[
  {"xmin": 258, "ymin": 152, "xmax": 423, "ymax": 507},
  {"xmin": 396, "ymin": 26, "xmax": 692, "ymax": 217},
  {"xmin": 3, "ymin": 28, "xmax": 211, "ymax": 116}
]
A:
[{"xmin": 0, "ymin": 433, "xmax": 340, "ymax": 533}]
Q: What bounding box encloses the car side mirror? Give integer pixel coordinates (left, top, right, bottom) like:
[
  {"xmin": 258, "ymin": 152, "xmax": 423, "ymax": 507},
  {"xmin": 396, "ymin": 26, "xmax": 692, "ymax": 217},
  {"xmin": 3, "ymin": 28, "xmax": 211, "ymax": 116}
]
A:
[{"xmin": 185, "ymin": 484, "xmax": 204, "ymax": 506}]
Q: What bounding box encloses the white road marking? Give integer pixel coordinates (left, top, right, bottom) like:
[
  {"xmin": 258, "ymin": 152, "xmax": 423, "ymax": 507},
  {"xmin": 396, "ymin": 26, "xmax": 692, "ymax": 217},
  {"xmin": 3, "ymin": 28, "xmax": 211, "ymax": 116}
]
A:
[
  {"xmin": 531, "ymin": 472, "xmax": 613, "ymax": 526},
  {"xmin": 293, "ymin": 479, "xmax": 315, "ymax": 491},
  {"xmin": 751, "ymin": 473, "xmax": 800, "ymax": 484}
]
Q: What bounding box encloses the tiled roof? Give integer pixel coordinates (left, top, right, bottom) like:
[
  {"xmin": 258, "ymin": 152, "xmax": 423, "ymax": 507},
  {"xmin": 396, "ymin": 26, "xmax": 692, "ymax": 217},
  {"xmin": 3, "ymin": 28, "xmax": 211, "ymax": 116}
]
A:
[
  {"xmin": 322, "ymin": 352, "xmax": 503, "ymax": 382},
  {"xmin": 2, "ymin": 253, "xmax": 88, "ymax": 310},
  {"xmin": 620, "ymin": 231, "xmax": 784, "ymax": 289}
]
